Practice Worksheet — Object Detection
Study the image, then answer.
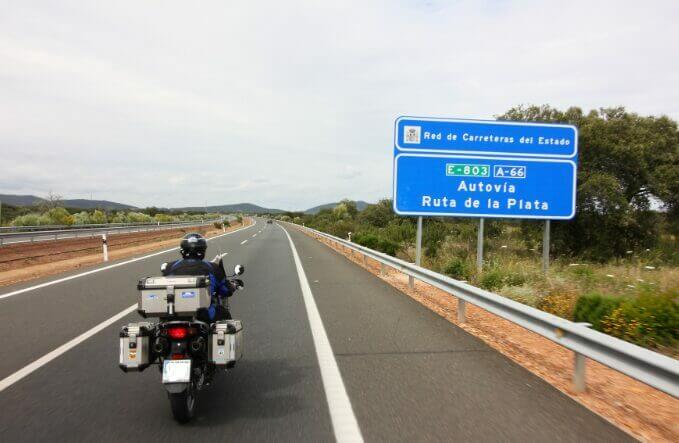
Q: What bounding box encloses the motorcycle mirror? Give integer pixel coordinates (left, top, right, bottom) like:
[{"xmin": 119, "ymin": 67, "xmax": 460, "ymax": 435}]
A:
[{"xmin": 234, "ymin": 264, "xmax": 245, "ymax": 275}]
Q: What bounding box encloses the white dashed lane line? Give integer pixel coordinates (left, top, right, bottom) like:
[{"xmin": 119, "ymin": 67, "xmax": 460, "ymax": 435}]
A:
[{"xmin": 241, "ymin": 240, "xmax": 248, "ymax": 245}]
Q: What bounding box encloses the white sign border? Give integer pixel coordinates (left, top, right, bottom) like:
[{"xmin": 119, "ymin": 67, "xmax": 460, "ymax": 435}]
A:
[{"xmin": 394, "ymin": 116, "xmax": 579, "ymax": 159}]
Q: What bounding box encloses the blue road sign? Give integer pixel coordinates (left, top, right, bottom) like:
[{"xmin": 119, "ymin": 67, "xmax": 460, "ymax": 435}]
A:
[
  {"xmin": 393, "ymin": 154, "xmax": 577, "ymax": 219},
  {"xmin": 395, "ymin": 116, "xmax": 577, "ymax": 159}
]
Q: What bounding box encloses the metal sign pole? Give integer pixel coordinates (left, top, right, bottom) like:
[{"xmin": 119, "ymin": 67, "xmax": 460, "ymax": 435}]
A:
[
  {"xmin": 543, "ymin": 220, "xmax": 550, "ymax": 274},
  {"xmin": 409, "ymin": 216, "xmax": 423, "ymax": 289},
  {"xmin": 476, "ymin": 218, "xmax": 484, "ymax": 274}
]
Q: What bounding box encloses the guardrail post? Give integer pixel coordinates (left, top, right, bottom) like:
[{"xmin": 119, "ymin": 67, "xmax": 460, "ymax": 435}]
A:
[
  {"xmin": 102, "ymin": 234, "xmax": 109, "ymax": 262},
  {"xmin": 410, "ymin": 216, "xmax": 423, "ymax": 289},
  {"xmin": 363, "ymin": 253, "xmax": 367, "ymax": 267},
  {"xmin": 380, "ymin": 263, "xmax": 386, "ymax": 276},
  {"xmin": 573, "ymin": 353, "xmax": 586, "ymax": 392},
  {"xmin": 457, "ymin": 299, "xmax": 467, "ymax": 323}
]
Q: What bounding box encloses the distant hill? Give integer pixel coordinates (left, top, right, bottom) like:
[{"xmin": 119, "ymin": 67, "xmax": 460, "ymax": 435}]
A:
[
  {"xmin": 1, "ymin": 193, "xmax": 373, "ymax": 215},
  {"xmin": 0, "ymin": 194, "xmax": 44, "ymax": 207},
  {"xmin": 305, "ymin": 200, "xmax": 370, "ymax": 214},
  {"xmin": 176, "ymin": 203, "xmax": 284, "ymax": 214},
  {"xmin": 0, "ymin": 194, "xmax": 136, "ymax": 210},
  {"xmin": 62, "ymin": 199, "xmax": 137, "ymax": 210}
]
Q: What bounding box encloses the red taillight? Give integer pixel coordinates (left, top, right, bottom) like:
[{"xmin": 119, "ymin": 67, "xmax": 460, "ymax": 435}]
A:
[
  {"xmin": 168, "ymin": 327, "xmax": 188, "ymax": 340},
  {"xmin": 171, "ymin": 353, "xmax": 186, "ymax": 360}
]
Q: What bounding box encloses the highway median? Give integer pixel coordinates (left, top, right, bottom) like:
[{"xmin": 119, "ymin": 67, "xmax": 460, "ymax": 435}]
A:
[{"xmin": 0, "ymin": 219, "xmax": 252, "ymax": 288}]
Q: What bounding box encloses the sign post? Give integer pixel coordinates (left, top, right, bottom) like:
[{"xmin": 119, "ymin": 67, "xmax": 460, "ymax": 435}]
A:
[
  {"xmin": 410, "ymin": 216, "xmax": 423, "ymax": 289},
  {"xmin": 477, "ymin": 218, "xmax": 484, "ymax": 273},
  {"xmin": 543, "ymin": 220, "xmax": 551, "ymax": 274}
]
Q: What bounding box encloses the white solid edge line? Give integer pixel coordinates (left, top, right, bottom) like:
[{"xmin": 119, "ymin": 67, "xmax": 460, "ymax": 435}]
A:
[
  {"xmin": 0, "ymin": 303, "xmax": 137, "ymax": 393},
  {"xmin": 279, "ymin": 224, "xmax": 364, "ymax": 443},
  {"xmin": 0, "ymin": 221, "xmax": 256, "ymax": 301}
]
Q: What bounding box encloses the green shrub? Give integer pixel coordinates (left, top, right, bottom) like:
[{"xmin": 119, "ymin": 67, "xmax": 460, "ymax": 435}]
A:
[
  {"xmin": 603, "ymin": 290, "xmax": 679, "ymax": 347},
  {"xmin": 504, "ymin": 273, "xmax": 527, "ymax": 287},
  {"xmin": 444, "ymin": 258, "xmax": 469, "ymax": 280},
  {"xmin": 213, "ymin": 222, "xmax": 223, "ymax": 229},
  {"xmin": 154, "ymin": 213, "xmax": 173, "ymax": 223},
  {"xmin": 11, "ymin": 213, "xmax": 43, "ymax": 226},
  {"xmin": 73, "ymin": 211, "xmax": 91, "ymax": 225},
  {"xmin": 91, "ymin": 210, "xmax": 107, "ymax": 224},
  {"xmin": 575, "ymin": 290, "xmax": 678, "ymax": 348},
  {"xmin": 353, "ymin": 233, "xmax": 380, "ymax": 250},
  {"xmin": 45, "ymin": 207, "xmax": 74, "ymax": 225},
  {"xmin": 353, "ymin": 232, "xmax": 399, "ymax": 257},
  {"xmin": 480, "ymin": 269, "xmax": 505, "ymax": 291},
  {"xmin": 377, "ymin": 238, "xmax": 399, "ymax": 256},
  {"xmin": 573, "ymin": 292, "xmax": 624, "ymax": 330}
]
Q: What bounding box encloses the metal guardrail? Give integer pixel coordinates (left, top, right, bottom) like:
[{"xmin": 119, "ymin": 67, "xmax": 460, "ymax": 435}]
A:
[
  {"xmin": 0, "ymin": 218, "xmax": 226, "ymax": 246},
  {"xmin": 0, "ymin": 219, "xmax": 224, "ymax": 233},
  {"xmin": 292, "ymin": 223, "xmax": 679, "ymax": 398}
]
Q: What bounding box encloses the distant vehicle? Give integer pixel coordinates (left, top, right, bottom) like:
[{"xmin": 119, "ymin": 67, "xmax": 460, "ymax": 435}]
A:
[{"xmin": 267, "ymin": 219, "xmax": 273, "ymax": 224}]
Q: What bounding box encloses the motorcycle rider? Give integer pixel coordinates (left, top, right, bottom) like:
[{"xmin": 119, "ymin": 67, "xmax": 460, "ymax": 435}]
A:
[{"xmin": 162, "ymin": 233, "xmax": 236, "ymax": 322}]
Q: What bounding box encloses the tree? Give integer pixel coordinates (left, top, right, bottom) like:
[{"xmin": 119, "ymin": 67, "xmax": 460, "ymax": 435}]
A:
[
  {"xmin": 38, "ymin": 191, "xmax": 63, "ymax": 212},
  {"xmin": 91, "ymin": 210, "xmax": 107, "ymax": 224},
  {"xmin": 358, "ymin": 199, "xmax": 395, "ymax": 227},
  {"xmin": 45, "ymin": 207, "xmax": 74, "ymax": 225},
  {"xmin": 499, "ymin": 105, "xmax": 678, "ymax": 259},
  {"xmin": 338, "ymin": 199, "xmax": 358, "ymax": 218},
  {"xmin": 73, "ymin": 211, "xmax": 91, "ymax": 225}
]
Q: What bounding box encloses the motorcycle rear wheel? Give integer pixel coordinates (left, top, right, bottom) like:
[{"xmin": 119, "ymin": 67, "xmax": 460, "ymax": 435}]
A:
[{"xmin": 169, "ymin": 383, "xmax": 196, "ymax": 423}]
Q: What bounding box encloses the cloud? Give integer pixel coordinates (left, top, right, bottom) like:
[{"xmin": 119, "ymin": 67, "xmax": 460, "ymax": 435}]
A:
[{"xmin": 1, "ymin": 0, "xmax": 678, "ymax": 210}]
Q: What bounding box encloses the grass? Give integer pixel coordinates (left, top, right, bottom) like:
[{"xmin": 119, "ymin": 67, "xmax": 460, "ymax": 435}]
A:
[{"xmin": 397, "ymin": 231, "xmax": 679, "ymax": 356}]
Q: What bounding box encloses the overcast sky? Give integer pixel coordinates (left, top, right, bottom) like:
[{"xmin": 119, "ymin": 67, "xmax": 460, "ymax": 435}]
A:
[{"xmin": 2, "ymin": 0, "xmax": 678, "ymax": 210}]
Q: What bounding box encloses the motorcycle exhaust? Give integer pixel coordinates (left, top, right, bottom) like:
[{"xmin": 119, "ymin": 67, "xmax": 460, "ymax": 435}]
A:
[
  {"xmin": 190, "ymin": 337, "xmax": 205, "ymax": 353},
  {"xmin": 153, "ymin": 338, "xmax": 168, "ymax": 355}
]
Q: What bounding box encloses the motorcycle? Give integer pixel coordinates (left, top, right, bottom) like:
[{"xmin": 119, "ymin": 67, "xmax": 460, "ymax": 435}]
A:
[{"xmin": 119, "ymin": 256, "xmax": 245, "ymax": 423}]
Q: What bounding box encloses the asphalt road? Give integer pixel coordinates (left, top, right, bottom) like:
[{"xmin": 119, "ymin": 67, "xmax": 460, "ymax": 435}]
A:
[{"xmin": 0, "ymin": 218, "xmax": 634, "ymax": 442}]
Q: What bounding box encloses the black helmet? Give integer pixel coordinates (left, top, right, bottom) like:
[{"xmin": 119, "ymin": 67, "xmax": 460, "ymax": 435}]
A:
[{"xmin": 180, "ymin": 233, "xmax": 207, "ymax": 259}]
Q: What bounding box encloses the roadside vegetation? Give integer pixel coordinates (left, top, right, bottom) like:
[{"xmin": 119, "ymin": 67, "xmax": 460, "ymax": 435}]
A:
[
  {"xmin": 275, "ymin": 106, "xmax": 679, "ymax": 355},
  {"xmin": 2, "ymin": 197, "xmax": 223, "ymax": 227}
]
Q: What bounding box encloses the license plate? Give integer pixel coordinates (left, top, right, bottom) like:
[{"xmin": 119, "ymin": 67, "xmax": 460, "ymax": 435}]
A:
[{"xmin": 162, "ymin": 359, "xmax": 192, "ymax": 383}]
